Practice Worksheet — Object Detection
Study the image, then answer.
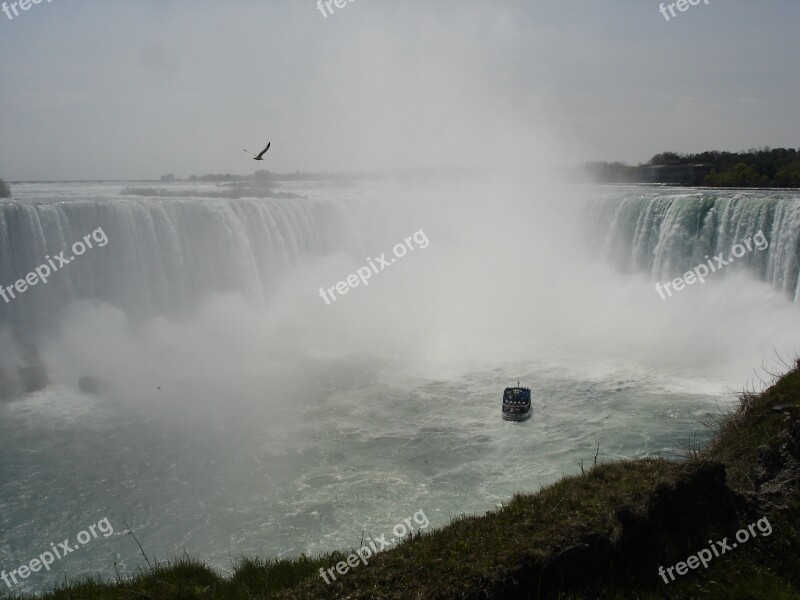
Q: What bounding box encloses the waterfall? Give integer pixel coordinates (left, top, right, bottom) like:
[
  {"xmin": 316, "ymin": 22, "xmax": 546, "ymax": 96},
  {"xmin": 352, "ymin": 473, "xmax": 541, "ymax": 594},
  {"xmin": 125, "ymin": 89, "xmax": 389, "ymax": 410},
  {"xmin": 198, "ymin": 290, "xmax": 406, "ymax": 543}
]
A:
[
  {"xmin": 4, "ymin": 185, "xmax": 799, "ymax": 344},
  {"xmin": 0, "ymin": 195, "xmax": 358, "ymax": 334},
  {"xmin": 589, "ymin": 189, "xmax": 800, "ymax": 302}
]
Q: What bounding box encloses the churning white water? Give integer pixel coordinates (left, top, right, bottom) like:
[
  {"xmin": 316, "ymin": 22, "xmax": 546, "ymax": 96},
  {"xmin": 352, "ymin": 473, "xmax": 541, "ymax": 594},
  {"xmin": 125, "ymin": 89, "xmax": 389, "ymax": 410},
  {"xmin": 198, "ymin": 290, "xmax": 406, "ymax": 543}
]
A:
[{"xmin": 1, "ymin": 180, "xmax": 799, "ymax": 593}]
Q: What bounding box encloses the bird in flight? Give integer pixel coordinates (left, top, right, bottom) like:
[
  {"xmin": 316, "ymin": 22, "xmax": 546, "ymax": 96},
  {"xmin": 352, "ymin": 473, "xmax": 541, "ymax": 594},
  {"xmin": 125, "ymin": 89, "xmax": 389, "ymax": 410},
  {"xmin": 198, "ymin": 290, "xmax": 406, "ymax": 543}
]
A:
[{"xmin": 244, "ymin": 142, "xmax": 271, "ymax": 161}]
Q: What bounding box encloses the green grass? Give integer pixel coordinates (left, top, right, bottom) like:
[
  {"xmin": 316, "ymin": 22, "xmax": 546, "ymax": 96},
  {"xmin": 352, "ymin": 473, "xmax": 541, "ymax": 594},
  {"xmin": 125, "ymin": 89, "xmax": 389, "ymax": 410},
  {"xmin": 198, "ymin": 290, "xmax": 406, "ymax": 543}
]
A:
[
  {"xmin": 5, "ymin": 361, "xmax": 800, "ymax": 599},
  {"xmin": 0, "ymin": 553, "xmax": 350, "ymax": 600}
]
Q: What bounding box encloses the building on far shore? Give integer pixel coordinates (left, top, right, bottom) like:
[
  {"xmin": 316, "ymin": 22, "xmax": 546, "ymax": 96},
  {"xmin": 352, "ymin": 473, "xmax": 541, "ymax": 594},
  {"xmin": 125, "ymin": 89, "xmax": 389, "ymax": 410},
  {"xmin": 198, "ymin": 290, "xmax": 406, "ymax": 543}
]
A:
[
  {"xmin": 160, "ymin": 174, "xmax": 176, "ymax": 182},
  {"xmin": 638, "ymin": 164, "xmax": 713, "ymax": 186}
]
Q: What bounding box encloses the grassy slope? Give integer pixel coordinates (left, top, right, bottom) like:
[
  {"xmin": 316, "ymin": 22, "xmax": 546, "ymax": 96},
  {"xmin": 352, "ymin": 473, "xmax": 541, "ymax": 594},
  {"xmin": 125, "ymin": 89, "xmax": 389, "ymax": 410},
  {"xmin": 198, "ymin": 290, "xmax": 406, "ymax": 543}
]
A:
[{"xmin": 4, "ymin": 364, "xmax": 800, "ymax": 600}]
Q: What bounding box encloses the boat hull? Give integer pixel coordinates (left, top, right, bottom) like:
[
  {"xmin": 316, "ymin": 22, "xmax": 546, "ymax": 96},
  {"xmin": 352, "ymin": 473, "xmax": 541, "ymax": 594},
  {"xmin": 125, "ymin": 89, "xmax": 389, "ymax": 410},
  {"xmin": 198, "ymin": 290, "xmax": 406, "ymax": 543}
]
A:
[{"xmin": 502, "ymin": 406, "xmax": 532, "ymax": 421}]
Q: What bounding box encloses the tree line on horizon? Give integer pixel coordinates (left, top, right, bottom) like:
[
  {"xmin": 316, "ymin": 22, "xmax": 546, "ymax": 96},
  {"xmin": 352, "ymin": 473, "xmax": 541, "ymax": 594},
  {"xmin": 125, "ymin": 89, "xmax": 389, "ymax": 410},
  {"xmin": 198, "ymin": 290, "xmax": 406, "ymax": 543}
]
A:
[{"xmin": 585, "ymin": 147, "xmax": 800, "ymax": 187}]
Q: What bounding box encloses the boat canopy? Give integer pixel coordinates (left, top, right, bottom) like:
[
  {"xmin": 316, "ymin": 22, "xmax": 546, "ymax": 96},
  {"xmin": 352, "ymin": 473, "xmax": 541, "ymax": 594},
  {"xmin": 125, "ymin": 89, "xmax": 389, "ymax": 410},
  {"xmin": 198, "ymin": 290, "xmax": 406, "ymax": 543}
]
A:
[{"xmin": 503, "ymin": 387, "xmax": 531, "ymax": 402}]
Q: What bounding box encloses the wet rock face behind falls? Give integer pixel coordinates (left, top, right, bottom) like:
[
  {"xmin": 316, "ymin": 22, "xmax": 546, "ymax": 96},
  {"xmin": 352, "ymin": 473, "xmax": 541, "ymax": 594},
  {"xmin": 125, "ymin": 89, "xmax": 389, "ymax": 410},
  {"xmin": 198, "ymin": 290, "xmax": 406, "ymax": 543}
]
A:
[{"xmin": 0, "ymin": 340, "xmax": 49, "ymax": 401}]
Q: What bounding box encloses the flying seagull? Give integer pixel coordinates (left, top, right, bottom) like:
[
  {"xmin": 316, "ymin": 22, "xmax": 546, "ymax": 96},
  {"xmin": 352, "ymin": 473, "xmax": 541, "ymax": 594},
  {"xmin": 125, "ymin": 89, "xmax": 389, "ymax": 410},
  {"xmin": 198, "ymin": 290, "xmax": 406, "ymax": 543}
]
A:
[{"xmin": 244, "ymin": 142, "xmax": 271, "ymax": 161}]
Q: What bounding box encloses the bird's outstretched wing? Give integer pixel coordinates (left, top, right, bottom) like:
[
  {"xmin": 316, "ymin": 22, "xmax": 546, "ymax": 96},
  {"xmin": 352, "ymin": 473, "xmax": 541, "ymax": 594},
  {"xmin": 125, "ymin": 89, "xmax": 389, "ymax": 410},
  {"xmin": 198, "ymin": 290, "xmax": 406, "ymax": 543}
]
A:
[
  {"xmin": 256, "ymin": 142, "xmax": 271, "ymax": 159},
  {"xmin": 243, "ymin": 148, "xmax": 255, "ymax": 158}
]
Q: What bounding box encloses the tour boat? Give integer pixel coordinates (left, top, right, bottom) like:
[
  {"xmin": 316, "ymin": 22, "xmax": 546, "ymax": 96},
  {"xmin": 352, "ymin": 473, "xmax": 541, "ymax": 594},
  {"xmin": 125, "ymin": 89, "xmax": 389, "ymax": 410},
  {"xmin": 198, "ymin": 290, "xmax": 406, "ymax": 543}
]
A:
[
  {"xmin": 503, "ymin": 381, "xmax": 533, "ymax": 421},
  {"xmin": 502, "ymin": 382, "xmax": 532, "ymax": 421}
]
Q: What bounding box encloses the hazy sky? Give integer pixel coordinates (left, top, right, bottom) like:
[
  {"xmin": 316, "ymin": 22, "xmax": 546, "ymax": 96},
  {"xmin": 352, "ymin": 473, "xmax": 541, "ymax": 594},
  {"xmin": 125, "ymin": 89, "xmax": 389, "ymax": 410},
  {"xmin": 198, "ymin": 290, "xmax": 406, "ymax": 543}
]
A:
[{"xmin": 1, "ymin": 0, "xmax": 798, "ymax": 181}]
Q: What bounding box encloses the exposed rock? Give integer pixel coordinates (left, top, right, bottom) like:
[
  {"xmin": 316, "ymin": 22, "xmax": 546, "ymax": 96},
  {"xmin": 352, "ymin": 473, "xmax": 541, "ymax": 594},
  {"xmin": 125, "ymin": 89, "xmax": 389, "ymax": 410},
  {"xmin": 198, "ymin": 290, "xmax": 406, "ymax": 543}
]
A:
[
  {"xmin": 19, "ymin": 365, "xmax": 49, "ymax": 393},
  {"xmin": 752, "ymin": 418, "xmax": 800, "ymax": 510},
  {"xmin": 0, "ymin": 367, "xmax": 12, "ymax": 399},
  {"xmin": 0, "ymin": 337, "xmax": 50, "ymax": 399}
]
